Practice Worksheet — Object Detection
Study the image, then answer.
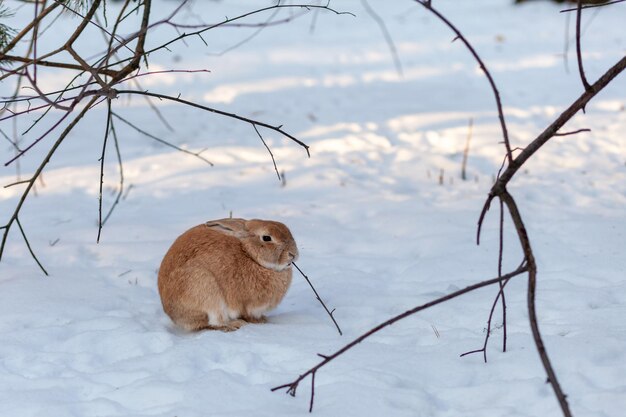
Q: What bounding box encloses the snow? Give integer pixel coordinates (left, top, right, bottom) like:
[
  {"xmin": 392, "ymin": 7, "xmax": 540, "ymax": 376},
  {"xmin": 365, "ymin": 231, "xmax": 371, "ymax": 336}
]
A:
[{"xmin": 1, "ymin": 0, "xmax": 625, "ymax": 416}]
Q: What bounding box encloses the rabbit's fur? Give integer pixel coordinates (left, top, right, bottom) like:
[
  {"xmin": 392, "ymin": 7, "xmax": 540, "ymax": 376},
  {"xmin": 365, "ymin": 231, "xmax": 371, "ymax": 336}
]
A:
[{"xmin": 158, "ymin": 218, "xmax": 299, "ymax": 331}]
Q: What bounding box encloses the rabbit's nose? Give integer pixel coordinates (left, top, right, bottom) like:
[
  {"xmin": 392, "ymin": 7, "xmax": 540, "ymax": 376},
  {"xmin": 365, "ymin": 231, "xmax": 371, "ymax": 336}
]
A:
[{"xmin": 288, "ymin": 252, "xmax": 297, "ymax": 260}]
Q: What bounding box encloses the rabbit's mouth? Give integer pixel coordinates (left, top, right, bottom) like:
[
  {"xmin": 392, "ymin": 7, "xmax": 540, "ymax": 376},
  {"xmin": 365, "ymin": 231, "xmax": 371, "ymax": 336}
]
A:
[{"xmin": 257, "ymin": 259, "xmax": 292, "ymax": 272}]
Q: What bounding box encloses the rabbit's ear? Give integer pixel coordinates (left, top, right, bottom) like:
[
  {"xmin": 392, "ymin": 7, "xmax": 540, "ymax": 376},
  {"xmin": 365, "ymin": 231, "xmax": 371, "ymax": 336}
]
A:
[{"xmin": 205, "ymin": 218, "xmax": 251, "ymax": 238}]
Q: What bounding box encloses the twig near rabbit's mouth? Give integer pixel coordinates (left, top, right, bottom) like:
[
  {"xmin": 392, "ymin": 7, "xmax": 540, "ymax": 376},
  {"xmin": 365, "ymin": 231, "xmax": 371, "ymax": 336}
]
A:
[{"xmin": 292, "ymin": 262, "xmax": 343, "ymax": 336}]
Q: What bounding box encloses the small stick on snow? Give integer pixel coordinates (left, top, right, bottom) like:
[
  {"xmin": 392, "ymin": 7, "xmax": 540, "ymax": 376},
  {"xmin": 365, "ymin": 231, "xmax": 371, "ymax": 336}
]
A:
[
  {"xmin": 461, "ymin": 117, "xmax": 473, "ymax": 181},
  {"xmin": 292, "ymin": 262, "xmax": 343, "ymax": 336}
]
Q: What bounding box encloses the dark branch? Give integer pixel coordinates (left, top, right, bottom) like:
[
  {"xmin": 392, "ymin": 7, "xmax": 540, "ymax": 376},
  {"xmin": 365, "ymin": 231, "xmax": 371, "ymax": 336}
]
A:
[
  {"xmin": 499, "ymin": 191, "xmax": 572, "ymax": 417},
  {"xmin": 415, "ymin": 0, "xmax": 513, "ymax": 164},
  {"xmin": 0, "ymin": 96, "xmax": 99, "ymax": 267},
  {"xmin": 111, "ymin": 111, "xmax": 213, "ymax": 166},
  {"xmin": 554, "ymin": 128, "xmax": 591, "ymax": 137},
  {"xmin": 115, "ymin": 90, "xmax": 311, "ymax": 156},
  {"xmin": 102, "ymin": 118, "xmax": 125, "ymax": 227},
  {"xmin": 97, "ymin": 99, "xmax": 113, "ymax": 243},
  {"xmin": 292, "ymin": 261, "xmax": 343, "ymax": 336},
  {"xmin": 272, "ymin": 265, "xmax": 529, "ymax": 411},
  {"xmin": 253, "ymin": 124, "xmax": 281, "ymax": 181},
  {"xmin": 16, "ymin": 217, "xmax": 49, "ymax": 276},
  {"xmin": 574, "ymin": 0, "xmax": 592, "ymax": 92},
  {"xmin": 560, "ymin": 0, "xmax": 626, "ymax": 12}
]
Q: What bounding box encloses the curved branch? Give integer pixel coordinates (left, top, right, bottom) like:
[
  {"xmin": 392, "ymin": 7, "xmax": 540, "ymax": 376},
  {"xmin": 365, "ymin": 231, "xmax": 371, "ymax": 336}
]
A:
[
  {"xmin": 475, "ymin": 55, "xmax": 626, "ymax": 417},
  {"xmin": 102, "ymin": 3, "xmax": 354, "ymax": 71},
  {"xmin": 574, "ymin": 0, "xmax": 591, "ymax": 92},
  {"xmin": 272, "ymin": 265, "xmax": 529, "ymax": 410},
  {"xmin": 115, "ymin": 90, "xmax": 311, "ymax": 156},
  {"xmin": 97, "ymin": 99, "xmax": 113, "ymax": 243},
  {"xmin": 0, "ymin": 96, "xmax": 99, "ymax": 268},
  {"xmin": 111, "ymin": 111, "xmax": 213, "ymax": 165},
  {"xmin": 499, "ymin": 190, "xmax": 572, "ymax": 417},
  {"xmin": 292, "ymin": 261, "xmax": 343, "ymax": 336},
  {"xmin": 415, "ymin": 0, "xmax": 513, "ymax": 164}
]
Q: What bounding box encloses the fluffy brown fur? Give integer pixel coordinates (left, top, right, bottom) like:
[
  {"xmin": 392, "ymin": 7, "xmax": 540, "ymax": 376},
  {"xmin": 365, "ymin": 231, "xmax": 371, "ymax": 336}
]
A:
[{"xmin": 158, "ymin": 218, "xmax": 299, "ymax": 332}]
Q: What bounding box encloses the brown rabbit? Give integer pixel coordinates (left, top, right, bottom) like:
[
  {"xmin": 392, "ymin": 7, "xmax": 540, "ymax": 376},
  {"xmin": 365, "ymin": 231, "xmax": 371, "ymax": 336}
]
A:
[{"xmin": 157, "ymin": 218, "xmax": 299, "ymax": 331}]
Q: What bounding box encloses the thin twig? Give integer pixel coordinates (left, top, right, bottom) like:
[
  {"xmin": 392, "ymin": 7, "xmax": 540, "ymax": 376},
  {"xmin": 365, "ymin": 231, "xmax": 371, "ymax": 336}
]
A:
[
  {"xmin": 562, "ymin": 11, "xmax": 571, "ymax": 73},
  {"xmin": 104, "ymin": 3, "xmax": 354, "ymax": 71},
  {"xmin": 554, "ymin": 128, "xmax": 591, "ymax": 137},
  {"xmin": 498, "ymin": 198, "xmax": 507, "ymax": 353},
  {"xmin": 575, "ymin": 0, "xmax": 591, "ymax": 93},
  {"xmin": 560, "ymin": 0, "xmax": 626, "ymax": 12},
  {"xmin": 16, "ymin": 217, "xmax": 49, "ymax": 276},
  {"xmin": 461, "ymin": 202, "xmax": 513, "ymax": 361},
  {"xmin": 0, "ymin": 96, "xmax": 99, "ymax": 266},
  {"xmin": 111, "ymin": 112, "xmax": 213, "ymax": 166},
  {"xmin": 97, "ymin": 98, "xmax": 113, "ymax": 243},
  {"xmin": 4, "ymin": 178, "xmax": 32, "ymax": 189},
  {"xmin": 292, "ymin": 262, "xmax": 342, "ymax": 336},
  {"xmin": 415, "ymin": 0, "xmax": 513, "ymax": 165},
  {"xmin": 253, "ymin": 124, "xmax": 281, "ymax": 181},
  {"xmin": 361, "ymin": 0, "xmax": 403, "ymax": 77},
  {"xmin": 207, "ymin": 6, "xmax": 283, "ymax": 56},
  {"xmin": 115, "ymin": 90, "xmax": 311, "ymax": 156},
  {"xmin": 309, "ymin": 371, "xmax": 316, "ymax": 413},
  {"xmin": 4, "ymin": 105, "xmax": 73, "ymax": 166},
  {"xmin": 461, "ymin": 117, "xmax": 473, "ymax": 180},
  {"xmin": 102, "ymin": 118, "xmax": 124, "ymax": 226}
]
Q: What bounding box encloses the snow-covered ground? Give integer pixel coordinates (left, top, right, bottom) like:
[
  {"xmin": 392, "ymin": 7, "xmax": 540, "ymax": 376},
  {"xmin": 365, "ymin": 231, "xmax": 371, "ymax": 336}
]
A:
[{"xmin": 1, "ymin": 1, "xmax": 625, "ymax": 416}]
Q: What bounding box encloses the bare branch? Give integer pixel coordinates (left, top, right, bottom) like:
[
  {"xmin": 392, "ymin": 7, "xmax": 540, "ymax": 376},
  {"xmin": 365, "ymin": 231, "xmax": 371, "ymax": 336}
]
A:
[
  {"xmin": 97, "ymin": 98, "xmax": 113, "ymax": 243},
  {"xmin": 110, "ymin": 111, "xmax": 213, "ymax": 166},
  {"xmin": 292, "ymin": 262, "xmax": 343, "ymax": 336},
  {"xmin": 207, "ymin": 6, "xmax": 283, "ymax": 56},
  {"xmin": 560, "ymin": 0, "xmax": 626, "ymax": 12},
  {"xmin": 0, "ymin": 96, "xmax": 99, "ymax": 267},
  {"xmin": 498, "ymin": 198, "xmax": 507, "ymax": 353},
  {"xmin": 415, "ymin": 0, "xmax": 513, "ymax": 164},
  {"xmin": 361, "ymin": 0, "xmax": 403, "ymax": 77},
  {"xmin": 102, "ymin": 118, "xmax": 124, "ymax": 226},
  {"xmin": 103, "ymin": 3, "xmax": 354, "ymax": 70},
  {"xmin": 115, "ymin": 90, "xmax": 311, "ymax": 156},
  {"xmin": 15, "ymin": 217, "xmax": 49, "ymax": 276},
  {"xmin": 554, "ymin": 128, "xmax": 591, "ymax": 137},
  {"xmin": 1, "ymin": 54, "xmax": 119, "ymax": 78},
  {"xmin": 253, "ymin": 124, "xmax": 281, "ymax": 181},
  {"xmin": 574, "ymin": 0, "xmax": 591, "ymax": 93},
  {"xmin": 272, "ymin": 265, "xmax": 529, "ymax": 411},
  {"xmin": 462, "ymin": 203, "xmax": 512, "ymax": 361},
  {"xmin": 5, "ymin": 106, "xmax": 74, "ymax": 166},
  {"xmin": 499, "ymin": 190, "xmax": 572, "ymax": 417}
]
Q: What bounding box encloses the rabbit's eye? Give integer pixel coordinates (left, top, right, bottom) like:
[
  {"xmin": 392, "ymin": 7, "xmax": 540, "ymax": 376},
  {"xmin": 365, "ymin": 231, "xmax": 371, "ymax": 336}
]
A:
[{"xmin": 262, "ymin": 235, "xmax": 272, "ymax": 242}]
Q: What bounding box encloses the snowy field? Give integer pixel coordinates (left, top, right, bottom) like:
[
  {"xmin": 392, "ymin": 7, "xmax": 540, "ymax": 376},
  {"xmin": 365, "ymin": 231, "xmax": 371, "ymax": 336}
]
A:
[{"xmin": 1, "ymin": 0, "xmax": 625, "ymax": 416}]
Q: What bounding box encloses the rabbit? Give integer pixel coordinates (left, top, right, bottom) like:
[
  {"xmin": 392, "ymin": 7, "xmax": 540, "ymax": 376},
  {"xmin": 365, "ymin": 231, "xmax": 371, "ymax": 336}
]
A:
[{"xmin": 158, "ymin": 218, "xmax": 299, "ymax": 332}]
